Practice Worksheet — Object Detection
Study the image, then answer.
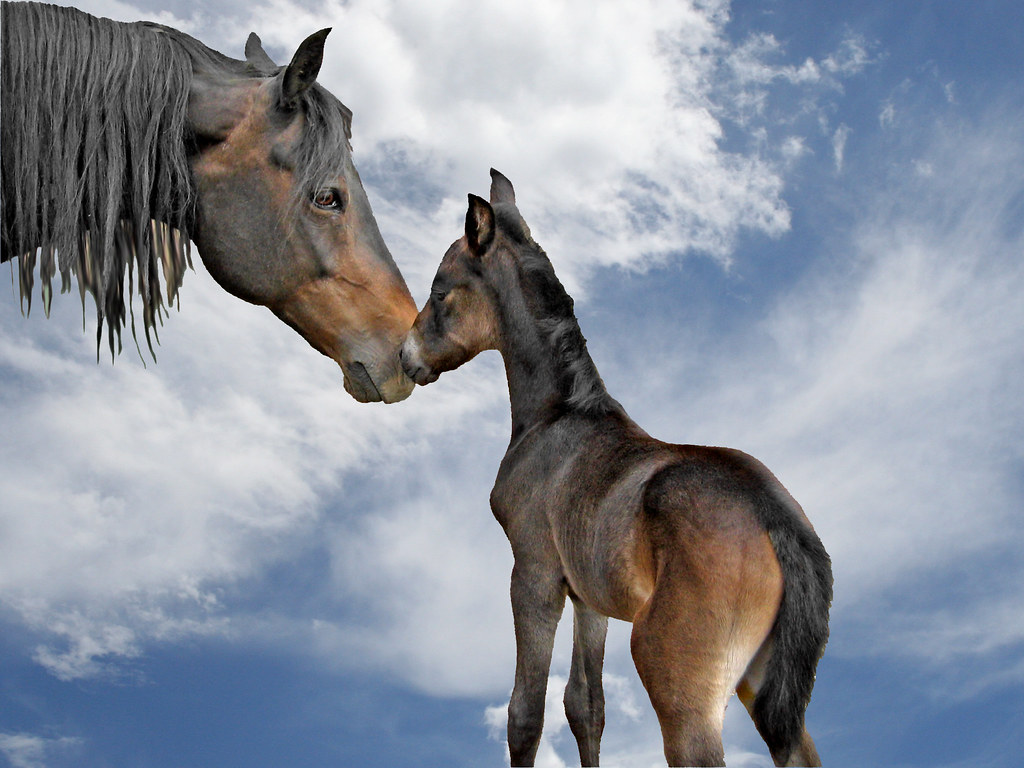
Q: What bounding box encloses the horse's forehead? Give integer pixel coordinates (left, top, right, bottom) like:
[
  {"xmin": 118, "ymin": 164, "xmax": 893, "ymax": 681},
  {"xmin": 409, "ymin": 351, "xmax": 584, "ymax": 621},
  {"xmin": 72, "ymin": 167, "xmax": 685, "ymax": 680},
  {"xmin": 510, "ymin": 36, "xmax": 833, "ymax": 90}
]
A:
[
  {"xmin": 224, "ymin": 79, "xmax": 351, "ymax": 176},
  {"xmin": 206, "ymin": 78, "xmax": 283, "ymax": 139}
]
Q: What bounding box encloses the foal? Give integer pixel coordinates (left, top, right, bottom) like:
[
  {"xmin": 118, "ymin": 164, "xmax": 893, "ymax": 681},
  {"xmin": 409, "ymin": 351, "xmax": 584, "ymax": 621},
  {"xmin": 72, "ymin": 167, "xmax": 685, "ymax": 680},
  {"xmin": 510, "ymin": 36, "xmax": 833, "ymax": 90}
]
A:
[{"xmin": 401, "ymin": 171, "xmax": 832, "ymax": 767}]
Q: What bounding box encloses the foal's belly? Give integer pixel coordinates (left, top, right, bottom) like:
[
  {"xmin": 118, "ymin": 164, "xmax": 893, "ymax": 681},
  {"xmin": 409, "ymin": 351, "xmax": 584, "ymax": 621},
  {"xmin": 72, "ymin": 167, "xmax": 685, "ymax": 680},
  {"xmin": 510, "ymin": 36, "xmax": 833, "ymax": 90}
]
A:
[
  {"xmin": 557, "ymin": 538, "xmax": 653, "ymax": 622},
  {"xmin": 548, "ymin": 468, "xmax": 660, "ymax": 622}
]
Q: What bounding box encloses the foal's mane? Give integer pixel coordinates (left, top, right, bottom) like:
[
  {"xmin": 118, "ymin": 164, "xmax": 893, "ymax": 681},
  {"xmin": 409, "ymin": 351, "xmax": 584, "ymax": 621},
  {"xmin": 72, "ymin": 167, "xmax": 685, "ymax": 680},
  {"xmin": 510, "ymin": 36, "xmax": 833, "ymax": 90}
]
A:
[
  {"xmin": 500, "ymin": 207, "xmax": 620, "ymax": 416},
  {"xmin": 0, "ymin": 1, "xmax": 353, "ymax": 357}
]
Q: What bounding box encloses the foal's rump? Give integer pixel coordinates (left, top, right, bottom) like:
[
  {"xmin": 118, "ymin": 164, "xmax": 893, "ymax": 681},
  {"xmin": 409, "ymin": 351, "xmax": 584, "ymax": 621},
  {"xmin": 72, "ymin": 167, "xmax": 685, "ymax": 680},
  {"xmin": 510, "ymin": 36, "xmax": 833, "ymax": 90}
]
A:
[{"xmin": 638, "ymin": 445, "xmax": 832, "ymax": 764}]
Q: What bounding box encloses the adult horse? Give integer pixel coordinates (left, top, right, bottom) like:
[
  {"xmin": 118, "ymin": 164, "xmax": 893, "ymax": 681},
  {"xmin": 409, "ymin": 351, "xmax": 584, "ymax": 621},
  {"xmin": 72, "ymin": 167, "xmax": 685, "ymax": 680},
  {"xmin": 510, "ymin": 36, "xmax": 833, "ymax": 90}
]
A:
[
  {"xmin": 401, "ymin": 171, "xmax": 833, "ymax": 766},
  {"xmin": 1, "ymin": 1, "xmax": 416, "ymax": 402}
]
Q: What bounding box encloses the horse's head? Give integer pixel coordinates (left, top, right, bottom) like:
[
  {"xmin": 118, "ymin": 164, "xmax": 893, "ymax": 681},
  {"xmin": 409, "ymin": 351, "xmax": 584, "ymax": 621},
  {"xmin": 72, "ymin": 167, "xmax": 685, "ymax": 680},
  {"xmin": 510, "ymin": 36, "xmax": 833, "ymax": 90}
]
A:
[
  {"xmin": 187, "ymin": 30, "xmax": 416, "ymax": 403},
  {"xmin": 400, "ymin": 169, "xmax": 524, "ymax": 386}
]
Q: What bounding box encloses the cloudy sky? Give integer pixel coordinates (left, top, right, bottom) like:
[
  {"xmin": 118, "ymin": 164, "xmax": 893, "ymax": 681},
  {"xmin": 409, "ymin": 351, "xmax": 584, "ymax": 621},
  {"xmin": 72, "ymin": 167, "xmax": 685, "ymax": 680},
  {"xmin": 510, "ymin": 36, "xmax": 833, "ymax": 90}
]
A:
[{"xmin": 2, "ymin": 1, "xmax": 1022, "ymax": 766}]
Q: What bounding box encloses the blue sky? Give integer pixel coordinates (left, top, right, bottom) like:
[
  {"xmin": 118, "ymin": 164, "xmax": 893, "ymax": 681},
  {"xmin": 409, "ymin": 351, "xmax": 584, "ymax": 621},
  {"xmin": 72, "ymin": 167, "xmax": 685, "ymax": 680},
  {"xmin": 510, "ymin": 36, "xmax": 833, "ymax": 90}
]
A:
[{"xmin": 2, "ymin": 1, "xmax": 1023, "ymax": 766}]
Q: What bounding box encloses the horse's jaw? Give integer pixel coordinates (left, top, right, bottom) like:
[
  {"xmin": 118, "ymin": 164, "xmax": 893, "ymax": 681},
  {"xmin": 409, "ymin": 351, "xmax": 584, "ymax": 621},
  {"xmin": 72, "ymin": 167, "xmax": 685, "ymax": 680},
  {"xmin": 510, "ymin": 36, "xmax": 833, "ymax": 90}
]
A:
[{"xmin": 269, "ymin": 276, "xmax": 416, "ymax": 404}]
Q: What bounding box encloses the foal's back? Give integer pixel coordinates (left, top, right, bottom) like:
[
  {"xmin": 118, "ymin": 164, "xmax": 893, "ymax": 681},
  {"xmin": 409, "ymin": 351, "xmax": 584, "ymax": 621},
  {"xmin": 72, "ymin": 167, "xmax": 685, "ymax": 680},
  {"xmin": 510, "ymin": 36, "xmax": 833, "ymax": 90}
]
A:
[{"xmin": 491, "ymin": 406, "xmax": 791, "ymax": 624}]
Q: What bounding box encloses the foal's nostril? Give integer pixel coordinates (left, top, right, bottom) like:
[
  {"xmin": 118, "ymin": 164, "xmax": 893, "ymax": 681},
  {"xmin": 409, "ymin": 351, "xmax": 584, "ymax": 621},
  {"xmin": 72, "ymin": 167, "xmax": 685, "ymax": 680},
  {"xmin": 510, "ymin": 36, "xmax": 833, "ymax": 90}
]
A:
[
  {"xmin": 399, "ymin": 343, "xmax": 419, "ymax": 379},
  {"xmin": 400, "ymin": 357, "xmax": 428, "ymax": 385}
]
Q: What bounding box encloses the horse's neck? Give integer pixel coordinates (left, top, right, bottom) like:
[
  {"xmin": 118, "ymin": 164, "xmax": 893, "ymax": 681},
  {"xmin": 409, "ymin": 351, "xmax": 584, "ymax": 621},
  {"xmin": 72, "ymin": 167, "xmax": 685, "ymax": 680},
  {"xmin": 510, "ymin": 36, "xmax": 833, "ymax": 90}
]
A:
[
  {"xmin": 501, "ymin": 340, "xmax": 560, "ymax": 441},
  {"xmin": 497, "ymin": 281, "xmax": 615, "ymax": 440}
]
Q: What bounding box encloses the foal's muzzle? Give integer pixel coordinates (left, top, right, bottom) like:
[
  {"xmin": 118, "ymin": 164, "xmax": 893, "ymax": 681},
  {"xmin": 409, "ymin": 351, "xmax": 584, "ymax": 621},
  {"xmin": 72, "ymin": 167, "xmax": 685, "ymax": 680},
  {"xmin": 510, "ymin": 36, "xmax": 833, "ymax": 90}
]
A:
[{"xmin": 399, "ymin": 335, "xmax": 439, "ymax": 386}]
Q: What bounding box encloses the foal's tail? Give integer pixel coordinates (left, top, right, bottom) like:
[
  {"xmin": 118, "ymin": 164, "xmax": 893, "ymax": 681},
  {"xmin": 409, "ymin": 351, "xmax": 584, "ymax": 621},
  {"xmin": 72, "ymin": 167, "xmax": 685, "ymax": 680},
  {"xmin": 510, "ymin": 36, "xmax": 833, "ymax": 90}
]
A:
[{"xmin": 753, "ymin": 495, "xmax": 833, "ymax": 764}]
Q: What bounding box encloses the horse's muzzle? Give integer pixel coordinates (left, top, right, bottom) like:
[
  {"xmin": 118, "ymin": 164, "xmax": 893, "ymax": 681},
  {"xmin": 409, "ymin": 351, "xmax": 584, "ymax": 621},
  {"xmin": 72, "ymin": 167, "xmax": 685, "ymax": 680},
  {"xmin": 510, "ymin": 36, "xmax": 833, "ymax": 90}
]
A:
[{"xmin": 344, "ymin": 360, "xmax": 414, "ymax": 403}]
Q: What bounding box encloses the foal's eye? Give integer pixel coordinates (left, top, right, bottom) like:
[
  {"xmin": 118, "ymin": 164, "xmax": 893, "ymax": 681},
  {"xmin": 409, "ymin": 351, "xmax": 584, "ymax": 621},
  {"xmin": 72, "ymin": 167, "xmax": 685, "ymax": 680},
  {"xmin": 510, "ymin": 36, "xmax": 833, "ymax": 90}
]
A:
[{"xmin": 312, "ymin": 187, "xmax": 346, "ymax": 212}]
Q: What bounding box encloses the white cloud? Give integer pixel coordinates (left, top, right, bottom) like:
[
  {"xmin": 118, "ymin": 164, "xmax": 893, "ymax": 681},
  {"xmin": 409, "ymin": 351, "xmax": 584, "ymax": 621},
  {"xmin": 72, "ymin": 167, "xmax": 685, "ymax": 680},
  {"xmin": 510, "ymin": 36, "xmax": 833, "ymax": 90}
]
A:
[
  {"xmin": 913, "ymin": 159, "xmax": 935, "ymax": 177},
  {"xmin": 718, "ymin": 30, "xmax": 871, "ymax": 110},
  {"xmin": 880, "ymin": 597, "xmax": 1024, "ymax": 668},
  {"xmin": 725, "ymin": 33, "xmax": 822, "ymax": 88},
  {"xmin": 31, "ymin": 615, "xmax": 141, "ymax": 681},
  {"xmin": 779, "ymin": 135, "xmax": 809, "ymax": 164},
  {"xmin": 831, "ymin": 123, "xmax": 851, "ymax": 172},
  {"xmin": 0, "ymin": 252, "xmax": 501, "ymax": 679},
  {"xmin": 61, "ymin": 0, "xmax": 191, "ymax": 28},
  {"xmin": 821, "ymin": 33, "xmax": 875, "ymax": 77},
  {"xmin": 0, "ymin": 733, "xmax": 82, "ymax": 768},
  {"xmin": 879, "ymin": 100, "xmax": 896, "ymax": 129},
  {"xmin": 231, "ymin": 0, "xmax": 798, "ymax": 284}
]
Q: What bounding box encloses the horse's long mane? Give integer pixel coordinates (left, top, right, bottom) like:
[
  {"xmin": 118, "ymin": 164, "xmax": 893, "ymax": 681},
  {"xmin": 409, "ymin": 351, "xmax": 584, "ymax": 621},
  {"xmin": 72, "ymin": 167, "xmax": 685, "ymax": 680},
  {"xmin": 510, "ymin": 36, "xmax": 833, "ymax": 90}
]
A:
[
  {"xmin": 1, "ymin": 1, "xmax": 196, "ymax": 355},
  {"xmin": 0, "ymin": 1, "xmax": 353, "ymax": 357},
  {"xmin": 501, "ymin": 207, "xmax": 621, "ymax": 416}
]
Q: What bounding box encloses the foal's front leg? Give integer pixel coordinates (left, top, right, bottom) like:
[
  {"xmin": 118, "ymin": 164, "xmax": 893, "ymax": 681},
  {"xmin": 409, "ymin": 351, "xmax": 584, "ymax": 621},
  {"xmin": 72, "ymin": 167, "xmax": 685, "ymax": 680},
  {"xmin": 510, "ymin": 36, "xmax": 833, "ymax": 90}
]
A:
[
  {"xmin": 564, "ymin": 598, "xmax": 609, "ymax": 767},
  {"xmin": 508, "ymin": 560, "xmax": 567, "ymax": 767}
]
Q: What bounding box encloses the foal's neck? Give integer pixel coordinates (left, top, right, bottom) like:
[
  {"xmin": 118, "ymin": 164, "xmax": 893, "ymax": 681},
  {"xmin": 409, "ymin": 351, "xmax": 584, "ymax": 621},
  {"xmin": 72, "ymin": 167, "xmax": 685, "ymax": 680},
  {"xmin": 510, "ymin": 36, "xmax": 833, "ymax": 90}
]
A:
[{"xmin": 495, "ymin": 251, "xmax": 621, "ymax": 440}]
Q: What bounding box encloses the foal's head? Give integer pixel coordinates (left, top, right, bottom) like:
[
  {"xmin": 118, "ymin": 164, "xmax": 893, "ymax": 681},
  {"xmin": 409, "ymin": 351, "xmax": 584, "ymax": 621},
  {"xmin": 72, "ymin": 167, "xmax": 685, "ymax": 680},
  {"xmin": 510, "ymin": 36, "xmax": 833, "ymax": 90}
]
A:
[{"xmin": 400, "ymin": 170, "xmax": 532, "ymax": 385}]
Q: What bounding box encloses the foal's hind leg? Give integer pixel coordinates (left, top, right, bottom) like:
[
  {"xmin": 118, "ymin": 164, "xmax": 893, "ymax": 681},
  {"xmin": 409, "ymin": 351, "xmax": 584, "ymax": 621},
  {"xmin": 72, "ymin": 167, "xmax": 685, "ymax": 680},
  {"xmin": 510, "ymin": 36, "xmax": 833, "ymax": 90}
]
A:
[
  {"xmin": 564, "ymin": 597, "xmax": 608, "ymax": 767},
  {"xmin": 629, "ymin": 550, "xmax": 779, "ymax": 768},
  {"xmin": 507, "ymin": 561, "xmax": 567, "ymax": 767},
  {"xmin": 630, "ymin": 585, "xmax": 732, "ymax": 767}
]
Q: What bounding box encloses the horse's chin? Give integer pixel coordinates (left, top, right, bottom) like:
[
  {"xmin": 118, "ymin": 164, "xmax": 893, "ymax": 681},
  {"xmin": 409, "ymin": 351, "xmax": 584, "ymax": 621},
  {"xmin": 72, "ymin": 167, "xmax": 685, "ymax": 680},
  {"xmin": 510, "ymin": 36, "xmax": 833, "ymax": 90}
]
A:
[{"xmin": 342, "ymin": 361, "xmax": 414, "ymax": 404}]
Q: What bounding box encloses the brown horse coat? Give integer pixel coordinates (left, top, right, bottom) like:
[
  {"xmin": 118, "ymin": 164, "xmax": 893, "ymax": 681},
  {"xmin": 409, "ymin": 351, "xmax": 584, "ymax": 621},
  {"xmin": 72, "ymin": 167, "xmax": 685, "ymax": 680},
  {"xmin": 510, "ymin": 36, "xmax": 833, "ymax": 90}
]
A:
[{"xmin": 402, "ymin": 171, "xmax": 832, "ymax": 767}]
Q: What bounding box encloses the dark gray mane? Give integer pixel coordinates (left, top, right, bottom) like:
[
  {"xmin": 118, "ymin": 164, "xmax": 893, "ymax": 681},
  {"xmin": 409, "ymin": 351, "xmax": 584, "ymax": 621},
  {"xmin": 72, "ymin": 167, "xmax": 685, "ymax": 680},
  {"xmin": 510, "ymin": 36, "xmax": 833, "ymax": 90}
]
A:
[
  {"xmin": 0, "ymin": 1, "xmax": 353, "ymax": 357},
  {"xmin": 501, "ymin": 208, "xmax": 620, "ymax": 416}
]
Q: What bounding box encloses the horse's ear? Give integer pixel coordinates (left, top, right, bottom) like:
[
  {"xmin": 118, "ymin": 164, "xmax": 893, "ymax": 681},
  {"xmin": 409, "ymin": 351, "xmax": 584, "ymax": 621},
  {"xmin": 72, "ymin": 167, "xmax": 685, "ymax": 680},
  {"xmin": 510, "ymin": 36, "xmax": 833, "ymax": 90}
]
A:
[
  {"xmin": 466, "ymin": 194, "xmax": 495, "ymax": 257},
  {"xmin": 245, "ymin": 32, "xmax": 278, "ymax": 74},
  {"xmin": 489, "ymin": 168, "xmax": 516, "ymax": 205},
  {"xmin": 280, "ymin": 28, "xmax": 331, "ymax": 109}
]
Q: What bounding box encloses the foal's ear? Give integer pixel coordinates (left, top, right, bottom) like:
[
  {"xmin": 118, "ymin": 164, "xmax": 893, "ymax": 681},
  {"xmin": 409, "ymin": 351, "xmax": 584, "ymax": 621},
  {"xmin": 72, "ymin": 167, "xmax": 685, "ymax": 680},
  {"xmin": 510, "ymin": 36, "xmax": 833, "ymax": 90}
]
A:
[
  {"xmin": 280, "ymin": 28, "xmax": 331, "ymax": 110},
  {"xmin": 466, "ymin": 194, "xmax": 495, "ymax": 257},
  {"xmin": 489, "ymin": 168, "xmax": 516, "ymax": 205},
  {"xmin": 244, "ymin": 32, "xmax": 279, "ymax": 75}
]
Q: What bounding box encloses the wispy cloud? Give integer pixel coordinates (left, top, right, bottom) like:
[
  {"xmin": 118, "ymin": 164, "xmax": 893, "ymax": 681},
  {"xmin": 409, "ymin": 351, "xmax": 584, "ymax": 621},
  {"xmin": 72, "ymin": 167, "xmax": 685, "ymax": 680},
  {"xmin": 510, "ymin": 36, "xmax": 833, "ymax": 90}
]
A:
[
  {"xmin": 716, "ymin": 29, "xmax": 874, "ymax": 118},
  {"xmin": 831, "ymin": 123, "xmax": 851, "ymax": 171},
  {"xmin": 821, "ymin": 33, "xmax": 876, "ymax": 77},
  {"xmin": 0, "ymin": 733, "xmax": 82, "ymax": 768},
  {"xmin": 879, "ymin": 100, "xmax": 896, "ymax": 129}
]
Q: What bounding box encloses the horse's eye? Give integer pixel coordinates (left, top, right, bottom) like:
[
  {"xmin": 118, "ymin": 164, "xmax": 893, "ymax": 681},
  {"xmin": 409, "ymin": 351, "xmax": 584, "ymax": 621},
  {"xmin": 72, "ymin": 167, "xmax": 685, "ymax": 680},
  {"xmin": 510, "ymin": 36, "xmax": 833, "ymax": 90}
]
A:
[
  {"xmin": 431, "ymin": 289, "xmax": 448, "ymax": 303},
  {"xmin": 312, "ymin": 187, "xmax": 346, "ymax": 211}
]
